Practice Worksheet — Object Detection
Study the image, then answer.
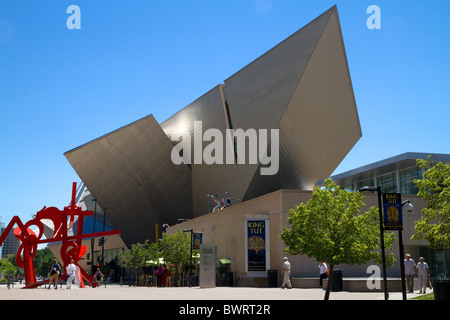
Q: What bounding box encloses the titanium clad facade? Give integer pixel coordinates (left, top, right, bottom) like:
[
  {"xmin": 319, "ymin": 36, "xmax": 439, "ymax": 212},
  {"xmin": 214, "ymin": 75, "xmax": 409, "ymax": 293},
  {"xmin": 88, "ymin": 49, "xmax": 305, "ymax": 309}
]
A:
[
  {"xmin": 226, "ymin": 7, "xmax": 361, "ymax": 201},
  {"xmin": 275, "ymin": 8, "xmax": 361, "ymax": 190},
  {"xmin": 64, "ymin": 115, "xmax": 192, "ymax": 246},
  {"xmin": 216, "ymin": 7, "xmax": 334, "ymax": 203},
  {"xmin": 160, "ymin": 85, "xmax": 241, "ymax": 218},
  {"xmin": 64, "ymin": 6, "xmax": 361, "ymax": 247}
]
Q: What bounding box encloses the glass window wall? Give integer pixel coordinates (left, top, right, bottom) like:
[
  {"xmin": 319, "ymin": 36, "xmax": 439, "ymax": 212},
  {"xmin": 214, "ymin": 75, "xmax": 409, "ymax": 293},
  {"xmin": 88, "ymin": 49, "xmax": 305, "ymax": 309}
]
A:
[
  {"xmin": 356, "ymin": 178, "xmax": 375, "ymax": 191},
  {"xmin": 399, "ymin": 166, "xmax": 423, "ymax": 195},
  {"xmin": 377, "ymin": 172, "xmax": 397, "ymax": 193}
]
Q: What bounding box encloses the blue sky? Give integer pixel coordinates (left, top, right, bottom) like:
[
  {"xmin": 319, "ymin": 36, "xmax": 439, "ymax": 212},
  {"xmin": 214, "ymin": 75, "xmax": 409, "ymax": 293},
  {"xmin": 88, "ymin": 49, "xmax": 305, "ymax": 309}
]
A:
[{"xmin": 0, "ymin": 0, "xmax": 449, "ymax": 227}]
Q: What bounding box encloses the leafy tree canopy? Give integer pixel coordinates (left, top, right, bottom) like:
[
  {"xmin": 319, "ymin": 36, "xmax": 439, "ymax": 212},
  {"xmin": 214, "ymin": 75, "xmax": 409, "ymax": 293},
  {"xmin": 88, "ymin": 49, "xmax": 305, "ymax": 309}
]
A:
[
  {"xmin": 118, "ymin": 240, "xmax": 160, "ymax": 270},
  {"xmin": 160, "ymin": 229, "xmax": 197, "ymax": 271},
  {"xmin": 280, "ymin": 178, "xmax": 395, "ymax": 299},
  {"xmin": 412, "ymin": 158, "xmax": 450, "ymax": 249},
  {"xmin": 0, "ymin": 259, "xmax": 16, "ymax": 281},
  {"xmin": 280, "ymin": 178, "xmax": 395, "ymax": 266},
  {"xmin": 33, "ymin": 246, "xmax": 57, "ymax": 277}
]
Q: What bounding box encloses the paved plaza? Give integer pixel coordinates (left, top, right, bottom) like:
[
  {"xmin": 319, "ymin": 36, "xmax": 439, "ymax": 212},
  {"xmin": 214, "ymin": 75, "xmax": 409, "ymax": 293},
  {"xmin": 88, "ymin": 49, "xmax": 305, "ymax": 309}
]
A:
[
  {"xmin": 0, "ymin": 284, "xmax": 433, "ymax": 319},
  {"xmin": 0, "ymin": 283, "xmax": 428, "ymax": 300}
]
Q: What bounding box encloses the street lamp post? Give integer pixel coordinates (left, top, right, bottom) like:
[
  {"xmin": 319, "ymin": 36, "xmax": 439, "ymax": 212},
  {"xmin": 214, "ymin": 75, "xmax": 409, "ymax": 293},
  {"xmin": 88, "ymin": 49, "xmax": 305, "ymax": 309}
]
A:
[
  {"xmin": 399, "ymin": 199, "xmax": 414, "ymax": 301},
  {"xmin": 359, "ymin": 186, "xmax": 389, "ymax": 300},
  {"xmin": 91, "ymin": 197, "xmax": 98, "ymax": 275},
  {"xmin": 183, "ymin": 229, "xmax": 193, "ymax": 287},
  {"xmin": 101, "ymin": 207, "xmax": 107, "ymax": 270}
]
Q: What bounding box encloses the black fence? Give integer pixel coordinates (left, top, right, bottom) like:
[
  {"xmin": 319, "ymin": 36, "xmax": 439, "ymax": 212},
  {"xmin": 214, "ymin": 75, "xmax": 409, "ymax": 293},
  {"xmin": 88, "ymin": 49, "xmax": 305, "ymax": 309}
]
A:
[{"xmin": 432, "ymin": 278, "xmax": 450, "ymax": 300}]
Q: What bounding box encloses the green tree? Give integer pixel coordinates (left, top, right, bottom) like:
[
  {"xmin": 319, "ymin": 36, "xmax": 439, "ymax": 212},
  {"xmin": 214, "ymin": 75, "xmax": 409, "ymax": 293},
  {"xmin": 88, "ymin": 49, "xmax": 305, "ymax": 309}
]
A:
[
  {"xmin": 280, "ymin": 178, "xmax": 395, "ymax": 300},
  {"xmin": 117, "ymin": 240, "xmax": 162, "ymax": 285},
  {"xmin": 146, "ymin": 241, "xmax": 162, "ymax": 264},
  {"xmin": 118, "ymin": 240, "xmax": 156, "ymax": 285},
  {"xmin": 4, "ymin": 247, "xmax": 56, "ymax": 279},
  {"xmin": 160, "ymin": 229, "xmax": 198, "ymax": 285},
  {"xmin": 0, "ymin": 259, "xmax": 16, "ymax": 282},
  {"xmin": 412, "ymin": 158, "xmax": 450, "ymax": 249},
  {"xmin": 5, "ymin": 254, "xmax": 22, "ymax": 277},
  {"xmin": 33, "ymin": 247, "xmax": 56, "ymax": 277}
]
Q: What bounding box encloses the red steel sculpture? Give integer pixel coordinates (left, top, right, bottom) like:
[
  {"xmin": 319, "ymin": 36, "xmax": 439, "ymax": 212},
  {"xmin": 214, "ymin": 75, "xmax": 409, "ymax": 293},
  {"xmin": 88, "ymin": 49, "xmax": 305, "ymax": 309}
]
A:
[{"xmin": 0, "ymin": 182, "xmax": 120, "ymax": 288}]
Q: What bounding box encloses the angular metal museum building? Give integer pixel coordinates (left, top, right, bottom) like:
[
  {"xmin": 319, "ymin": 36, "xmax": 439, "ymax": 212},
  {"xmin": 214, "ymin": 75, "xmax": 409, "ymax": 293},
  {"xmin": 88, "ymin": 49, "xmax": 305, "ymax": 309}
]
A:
[{"xmin": 64, "ymin": 6, "xmax": 361, "ymax": 249}]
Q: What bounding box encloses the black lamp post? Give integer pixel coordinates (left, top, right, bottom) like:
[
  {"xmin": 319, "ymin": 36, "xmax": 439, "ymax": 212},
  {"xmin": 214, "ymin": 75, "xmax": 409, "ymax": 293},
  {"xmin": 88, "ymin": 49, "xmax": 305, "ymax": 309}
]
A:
[
  {"xmin": 359, "ymin": 186, "xmax": 389, "ymax": 300},
  {"xmin": 91, "ymin": 197, "xmax": 97, "ymax": 275},
  {"xmin": 183, "ymin": 229, "xmax": 193, "ymax": 287},
  {"xmin": 101, "ymin": 207, "xmax": 107, "ymax": 270},
  {"xmin": 399, "ymin": 199, "xmax": 414, "ymax": 301}
]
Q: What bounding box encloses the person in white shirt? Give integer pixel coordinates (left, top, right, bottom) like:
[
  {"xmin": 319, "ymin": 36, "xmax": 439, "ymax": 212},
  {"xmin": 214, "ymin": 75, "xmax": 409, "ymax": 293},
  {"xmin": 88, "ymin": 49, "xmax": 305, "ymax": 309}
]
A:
[
  {"xmin": 416, "ymin": 257, "xmax": 430, "ymax": 294},
  {"xmin": 404, "ymin": 254, "xmax": 416, "ymax": 293},
  {"xmin": 75, "ymin": 264, "xmax": 81, "ymax": 288},
  {"xmin": 281, "ymin": 257, "xmax": 292, "ymax": 289},
  {"xmin": 319, "ymin": 262, "xmax": 328, "ymax": 287},
  {"xmin": 66, "ymin": 258, "xmax": 77, "ymax": 289}
]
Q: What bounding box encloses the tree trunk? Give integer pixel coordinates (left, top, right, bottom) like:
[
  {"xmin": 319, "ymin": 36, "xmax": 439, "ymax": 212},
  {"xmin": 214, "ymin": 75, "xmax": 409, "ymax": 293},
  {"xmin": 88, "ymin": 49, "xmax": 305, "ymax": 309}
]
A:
[{"xmin": 324, "ymin": 264, "xmax": 334, "ymax": 300}]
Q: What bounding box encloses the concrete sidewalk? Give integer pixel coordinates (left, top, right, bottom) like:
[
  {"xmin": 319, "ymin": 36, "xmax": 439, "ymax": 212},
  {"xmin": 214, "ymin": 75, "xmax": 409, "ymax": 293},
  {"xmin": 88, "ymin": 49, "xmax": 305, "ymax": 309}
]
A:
[{"xmin": 0, "ymin": 283, "xmax": 430, "ymax": 300}]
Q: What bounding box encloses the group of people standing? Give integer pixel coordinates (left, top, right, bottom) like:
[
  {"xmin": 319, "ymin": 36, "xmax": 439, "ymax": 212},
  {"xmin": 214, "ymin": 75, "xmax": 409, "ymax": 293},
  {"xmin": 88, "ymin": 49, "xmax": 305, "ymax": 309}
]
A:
[
  {"xmin": 156, "ymin": 264, "xmax": 172, "ymax": 287},
  {"xmin": 47, "ymin": 258, "xmax": 78, "ymax": 289},
  {"xmin": 280, "ymin": 255, "xmax": 432, "ymax": 294},
  {"xmin": 47, "ymin": 258, "xmax": 104, "ymax": 289}
]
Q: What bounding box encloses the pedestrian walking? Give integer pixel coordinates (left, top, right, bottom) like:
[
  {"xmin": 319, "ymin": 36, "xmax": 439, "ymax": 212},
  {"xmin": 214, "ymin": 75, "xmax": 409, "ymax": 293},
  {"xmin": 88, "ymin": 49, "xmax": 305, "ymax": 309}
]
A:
[
  {"xmin": 156, "ymin": 265, "xmax": 164, "ymax": 287},
  {"xmin": 281, "ymin": 257, "xmax": 292, "ymax": 289},
  {"xmin": 164, "ymin": 265, "xmax": 172, "ymax": 287},
  {"xmin": 404, "ymin": 254, "xmax": 416, "ymax": 293},
  {"xmin": 66, "ymin": 258, "xmax": 77, "ymax": 289},
  {"xmin": 94, "ymin": 267, "xmax": 103, "ymax": 286},
  {"xmin": 48, "ymin": 258, "xmax": 61, "ymax": 289},
  {"xmin": 416, "ymin": 257, "xmax": 430, "ymax": 294},
  {"xmin": 75, "ymin": 264, "xmax": 81, "ymax": 288},
  {"xmin": 318, "ymin": 262, "xmax": 328, "ymax": 287}
]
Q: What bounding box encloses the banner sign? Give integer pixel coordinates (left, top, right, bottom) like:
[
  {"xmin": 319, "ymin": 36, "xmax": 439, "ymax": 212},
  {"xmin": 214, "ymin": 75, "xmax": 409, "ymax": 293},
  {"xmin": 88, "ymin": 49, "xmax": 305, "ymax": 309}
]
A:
[
  {"xmin": 247, "ymin": 220, "xmax": 266, "ymax": 271},
  {"xmin": 193, "ymin": 232, "xmax": 202, "ymax": 250},
  {"xmin": 382, "ymin": 193, "xmax": 403, "ymax": 230}
]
